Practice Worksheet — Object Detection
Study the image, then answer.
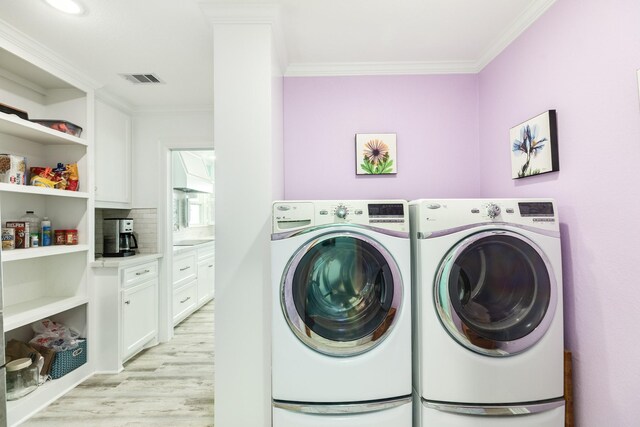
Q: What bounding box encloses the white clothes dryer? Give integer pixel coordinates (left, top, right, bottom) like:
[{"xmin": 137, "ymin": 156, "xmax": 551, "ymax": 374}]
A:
[
  {"xmin": 271, "ymin": 200, "xmax": 412, "ymax": 425},
  {"xmin": 410, "ymin": 199, "xmax": 565, "ymax": 426}
]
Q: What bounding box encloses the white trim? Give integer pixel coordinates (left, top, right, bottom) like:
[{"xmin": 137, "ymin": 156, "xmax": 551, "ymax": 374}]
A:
[
  {"xmin": 475, "ymin": 0, "xmax": 557, "ymax": 70},
  {"xmin": 0, "ymin": 18, "xmax": 99, "ymax": 91},
  {"xmin": 285, "ymin": 61, "xmax": 479, "ymax": 77}
]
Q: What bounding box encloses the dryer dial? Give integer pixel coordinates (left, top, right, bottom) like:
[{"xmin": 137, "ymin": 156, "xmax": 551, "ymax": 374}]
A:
[
  {"xmin": 335, "ymin": 205, "xmax": 348, "ymax": 219},
  {"xmin": 486, "ymin": 203, "xmax": 501, "ymax": 219}
]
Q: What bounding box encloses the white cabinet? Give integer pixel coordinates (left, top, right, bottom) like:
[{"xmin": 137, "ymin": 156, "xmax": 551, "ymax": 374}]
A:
[
  {"xmin": 95, "ymin": 99, "xmax": 131, "ymax": 208},
  {"xmin": 0, "ymin": 42, "xmax": 92, "ymax": 426},
  {"xmin": 122, "ymin": 277, "xmax": 158, "ymax": 361},
  {"xmin": 172, "ymin": 242, "xmax": 214, "ymax": 326},
  {"xmin": 197, "ymin": 245, "xmax": 215, "ymax": 305},
  {"xmin": 93, "ymin": 257, "xmax": 160, "ymax": 372}
]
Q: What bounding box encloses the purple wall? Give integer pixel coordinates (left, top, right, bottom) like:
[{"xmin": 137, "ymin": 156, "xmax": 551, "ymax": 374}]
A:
[
  {"xmin": 283, "ymin": 75, "xmax": 480, "ymax": 200},
  {"xmin": 479, "ymin": 0, "xmax": 640, "ymax": 424},
  {"xmin": 283, "ymin": 1, "xmax": 640, "ymax": 423}
]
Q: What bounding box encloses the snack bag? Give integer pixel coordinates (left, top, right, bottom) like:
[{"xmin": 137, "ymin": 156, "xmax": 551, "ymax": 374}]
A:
[{"xmin": 66, "ymin": 163, "xmax": 79, "ymax": 191}]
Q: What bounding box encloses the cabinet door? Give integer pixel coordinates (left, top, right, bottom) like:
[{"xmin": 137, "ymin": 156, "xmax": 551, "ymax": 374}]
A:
[
  {"xmin": 173, "ymin": 280, "xmax": 198, "ymax": 326},
  {"xmin": 197, "ymin": 256, "xmax": 215, "ymax": 305},
  {"xmin": 95, "ymin": 99, "xmax": 132, "ymax": 207},
  {"xmin": 122, "ymin": 278, "xmax": 158, "ymax": 360}
]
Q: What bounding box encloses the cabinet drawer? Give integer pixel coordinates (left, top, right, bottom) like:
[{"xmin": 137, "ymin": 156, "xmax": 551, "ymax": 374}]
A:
[
  {"xmin": 173, "ymin": 281, "xmax": 197, "ymax": 325},
  {"xmin": 173, "ymin": 251, "xmax": 197, "ymax": 288},
  {"xmin": 197, "ymin": 244, "xmax": 215, "ymax": 261},
  {"xmin": 123, "ymin": 261, "xmax": 158, "ymax": 288}
]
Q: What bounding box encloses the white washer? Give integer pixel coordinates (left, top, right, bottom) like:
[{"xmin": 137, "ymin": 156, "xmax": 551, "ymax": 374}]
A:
[
  {"xmin": 271, "ymin": 200, "xmax": 412, "ymax": 426},
  {"xmin": 410, "ymin": 199, "xmax": 565, "ymax": 426}
]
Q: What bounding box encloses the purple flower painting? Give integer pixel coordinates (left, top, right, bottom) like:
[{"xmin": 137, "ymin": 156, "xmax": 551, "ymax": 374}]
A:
[{"xmin": 510, "ymin": 110, "xmax": 559, "ymax": 179}]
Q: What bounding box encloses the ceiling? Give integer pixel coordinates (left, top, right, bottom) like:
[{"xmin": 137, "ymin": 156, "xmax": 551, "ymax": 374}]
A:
[{"xmin": 0, "ymin": 0, "xmax": 555, "ymax": 112}]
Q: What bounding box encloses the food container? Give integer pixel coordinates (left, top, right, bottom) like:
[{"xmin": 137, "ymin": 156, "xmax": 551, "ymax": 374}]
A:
[
  {"xmin": 6, "ymin": 221, "xmax": 29, "ymax": 248},
  {"xmin": 65, "ymin": 229, "xmax": 78, "ymax": 245},
  {"xmin": 30, "ymin": 120, "xmax": 83, "ymax": 137},
  {"xmin": 54, "ymin": 229, "xmax": 66, "ymax": 245},
  {"xmin": 6, "ymin": 357, "xmax": 39, "ymax": 400},
  {"xmin": 2, "ymin": 227, "xmax": 15, "ymax": 250},
  {"xmin": 0, "ymin": 154, "xmax": 27, "ymax": 185},
  {"xmin": 0, "ymin": 102, "xmax": 29, "ymax": 120}
]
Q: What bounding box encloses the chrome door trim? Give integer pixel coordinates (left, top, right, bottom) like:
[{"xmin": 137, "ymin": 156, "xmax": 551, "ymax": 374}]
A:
[
  {"xmin": 274, "ymin": 395, "xmax": 412, "ymax": 415},
  {"xmin": 435, "ymin": 229, "xmax": 558, "ymax": 357},
  {"xmin": 272, "ymin": 223, "xmax": 409, "ymax": 241},
  {"xmin": 416, "ymin": 222, "xmax": 560, "ymax": 239},
  {"xmin": 422, "ymin": 398, "xmax": 564, "ymax": 416},
  {"xmin": 281, "ymin": 231, "xmax": 403, "ymax": 357}
]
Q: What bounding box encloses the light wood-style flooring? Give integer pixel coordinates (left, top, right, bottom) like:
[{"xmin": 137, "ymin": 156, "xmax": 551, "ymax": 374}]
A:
[{"xmin": 23, "ymin": 301, "xmax": 215, "ymax": 426}]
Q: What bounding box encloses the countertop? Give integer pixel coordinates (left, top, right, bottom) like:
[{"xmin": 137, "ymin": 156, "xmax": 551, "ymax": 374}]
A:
[
  {"xmin": 91, "ymin": 252, "xmax": 163, "ymax": 268},
  {"xmin": 172, "ymin": 237, "xmax": 215, "ymax": 255}
]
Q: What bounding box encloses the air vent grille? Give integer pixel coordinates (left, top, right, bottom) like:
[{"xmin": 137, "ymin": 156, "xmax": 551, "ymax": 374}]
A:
[{"xmin": 120, "ymin": 73, "xmax": 164, "ymax": 84}]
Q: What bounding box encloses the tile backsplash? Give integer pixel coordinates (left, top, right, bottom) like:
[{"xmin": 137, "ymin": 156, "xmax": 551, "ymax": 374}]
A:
[{"xmin": 95, "ymin": 208, "xmax": 158, "ymax": 255}]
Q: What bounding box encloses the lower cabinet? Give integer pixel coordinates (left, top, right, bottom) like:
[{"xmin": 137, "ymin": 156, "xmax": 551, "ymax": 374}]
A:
[
  {"xmin": 123, "ymin": 278, "xmax": 158, "ymax": 361},
  {"xmin": 172, "ymin": 243, "xmax": 215, "ymax": 327},
  {"xmin": 173, "ymin": 280, "xmax": 198, "ymax": 325},
  {"xmin": 93, "ymin": 257, "xmax": 160, "ymax": 372}
]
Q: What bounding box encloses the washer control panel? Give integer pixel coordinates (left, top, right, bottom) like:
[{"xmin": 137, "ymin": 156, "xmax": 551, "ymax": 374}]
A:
[
  {"xmin": 409, "ymin": 199, "xmax": 558, "ymax": 234},
  {"xmin": 273, "ymin": 200, "xmax": 408, "ymax": 233}
]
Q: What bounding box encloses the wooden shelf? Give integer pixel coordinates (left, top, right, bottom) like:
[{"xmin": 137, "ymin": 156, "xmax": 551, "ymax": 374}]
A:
[
  {"xmin": 0, "ymin": 182, "xmax": 89, "ymax": 199},
  {"xmin": 0, "ymin": 112, "xmax": 86, "ymax": 146},
  {"xmin": 2, "ymin": 244, "xmax": 89, "ymax": 262},
  {"xmin": 4, "ymin": 296, "xmax": 89, "ymax": 332},
  {"xmin": 7, "ymin": 362, "xmax": 92, "ymax": 426}
]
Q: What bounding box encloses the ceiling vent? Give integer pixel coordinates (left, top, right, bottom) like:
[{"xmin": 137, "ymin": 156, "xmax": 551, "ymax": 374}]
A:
[{"xmin": 120, "ymin": 73, "xmax": 164, "ymax": 84}]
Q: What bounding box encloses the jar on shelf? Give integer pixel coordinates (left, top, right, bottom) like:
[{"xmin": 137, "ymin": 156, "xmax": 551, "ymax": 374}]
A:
[{"xmin": 6, "ymin": 357, "xmax": 39, "ymax": 400}]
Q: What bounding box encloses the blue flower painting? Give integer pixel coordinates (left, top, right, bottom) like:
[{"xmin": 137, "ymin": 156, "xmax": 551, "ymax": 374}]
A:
[{"xmin": 510, "ymin": 110, "xmax": 559, "ymax": 179}]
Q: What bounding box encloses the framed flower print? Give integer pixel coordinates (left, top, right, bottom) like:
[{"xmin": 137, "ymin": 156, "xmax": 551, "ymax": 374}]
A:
[
  {"xmin": 510, "ymin": 110, "xmax": 559, "ymax": 179},
  {"xmin": 356, "ymin": 133, "xmax": 397, "ymax": 175}
]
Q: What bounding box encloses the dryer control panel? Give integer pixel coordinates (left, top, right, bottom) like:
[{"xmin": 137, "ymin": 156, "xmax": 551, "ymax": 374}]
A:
[
  {"xmin": 273, "ymin": 200, "xmax": 408, "ymax": 233},
  {"xmin": 409, "ymin": 198, "xmax": 559, "ymax": 234}
]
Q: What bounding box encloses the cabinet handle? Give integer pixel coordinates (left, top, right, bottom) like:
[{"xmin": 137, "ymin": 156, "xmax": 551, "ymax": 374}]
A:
[
  {"xmin": 180, "ymin": 296, "xmax": 191, "ymax": 303},
  {"xmin": 136, "ymin": 269, "xmax": 150, "ymax": 276},
  {"xmin": 124, "ymin": 300, "xmax": 131, "ymax": 305},
  {"xmin": 208, "ymin": 264, "xmax": 214, "ymax": 268},
  {"xmin": 179, "ymin": 266, "xmax": 191, "ymax": 272}
]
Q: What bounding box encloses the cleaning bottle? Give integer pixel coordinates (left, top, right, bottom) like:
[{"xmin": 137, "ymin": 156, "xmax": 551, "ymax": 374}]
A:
[
  {"xmin": 41, "ymin": 217, "xmax": 52, "ymax": 247},
  {"xmin": 20, "ymin": 210, "xmax": 41, "ymax": 247}
]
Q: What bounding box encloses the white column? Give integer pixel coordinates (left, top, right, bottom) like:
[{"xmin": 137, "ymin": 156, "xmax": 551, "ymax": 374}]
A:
[{"xmin": 201, "ymin": 4, "xmax": 285, "ymax": 426}]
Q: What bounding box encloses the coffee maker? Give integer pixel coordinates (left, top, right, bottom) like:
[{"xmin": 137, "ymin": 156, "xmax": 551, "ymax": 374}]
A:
[{"xmin": 103, "ymin": 218, "xmax": 138, "ymax": 257}]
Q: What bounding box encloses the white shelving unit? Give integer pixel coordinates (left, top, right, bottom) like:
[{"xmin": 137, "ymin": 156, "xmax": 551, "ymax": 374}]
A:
[{"xmin": 0, "ymin": 36, "xmax": 95, "ymax": 426}]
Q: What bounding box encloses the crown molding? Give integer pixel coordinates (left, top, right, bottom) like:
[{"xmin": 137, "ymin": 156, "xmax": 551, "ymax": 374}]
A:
[
  {"xmin": 0, "ymin": 18, "xmax": 100, "ymax": 91},
  {"xmin": 285, "ymin": 60, "xmax": 479, "ymax": 77},
  {"xmin": 476, "ymin": 0, "xmax": 557, "ymax": 71}
]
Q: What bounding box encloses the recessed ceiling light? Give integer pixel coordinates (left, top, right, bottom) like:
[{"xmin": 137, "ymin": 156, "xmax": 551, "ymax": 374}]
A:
[{"xmin": 43, "ymin": 0, "xmax": 86, "ymax": 15}]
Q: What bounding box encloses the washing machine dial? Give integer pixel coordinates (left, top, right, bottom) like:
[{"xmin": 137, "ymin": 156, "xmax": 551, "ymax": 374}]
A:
[
  {"xmin": 335, "ymin": 205, "xmax": 348, "ymax": 219},
  {"xmin": 486, "ymin": 203, "xmax": 501, "ymax": 219}
]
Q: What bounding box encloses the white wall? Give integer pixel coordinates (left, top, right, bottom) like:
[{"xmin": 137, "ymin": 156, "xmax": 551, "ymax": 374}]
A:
[
  {"xmin": 212, "ymin": 22, "xmax": 283, "ymax": 427},
  {"xmin": 132, "ymin": 110, "xmax": 214, "ymax": 209}
]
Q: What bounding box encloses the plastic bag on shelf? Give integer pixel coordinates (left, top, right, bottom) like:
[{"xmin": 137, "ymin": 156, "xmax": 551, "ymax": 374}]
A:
[{"xmin": 29, "ymin": 319, "xmax": 81, "ymax": 352}]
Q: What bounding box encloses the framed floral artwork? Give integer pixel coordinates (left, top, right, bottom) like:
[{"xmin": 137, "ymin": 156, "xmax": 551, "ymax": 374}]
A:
[
  {"xmin": 356, "ymin": 133, "xmax": 397, "ymax": 175},
  {"xmin": 510, "ymin": 110, "xmax": 559, "ymax": 179}
]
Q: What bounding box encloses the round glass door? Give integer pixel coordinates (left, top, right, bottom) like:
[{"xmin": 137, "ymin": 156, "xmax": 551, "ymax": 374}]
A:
[
  {"xmin": 281, "ymin": 232, "xmax": 402, "ymax": 357},
  {"xmin": 435, "ymin": 230, "xmax": 557, "ymax": 356}
]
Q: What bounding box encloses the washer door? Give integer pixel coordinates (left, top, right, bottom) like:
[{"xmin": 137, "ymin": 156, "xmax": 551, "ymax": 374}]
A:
[
  {"xmin": 435, "ymin": 230, "xmax": 557, "ymax": 356},
  {"xmin": 282, "ymin": 231, "xmax": 402, "ymax": 357}
]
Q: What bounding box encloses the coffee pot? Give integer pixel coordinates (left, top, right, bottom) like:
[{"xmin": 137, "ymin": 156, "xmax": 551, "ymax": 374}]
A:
[{"xmin": 103, "ymin": 218, "xmax": 138, "ymax": 257}]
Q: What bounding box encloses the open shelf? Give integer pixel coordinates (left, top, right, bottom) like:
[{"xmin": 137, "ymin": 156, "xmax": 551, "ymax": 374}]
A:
[
  {"xmin": 0, "ymin": 183, "xmax": 89, "ymax": 199},
  {"xmin": 2, "ymin": 244, "xmax": 89, "ymax": 262},
  {"xmin": 4, "ymin": 296, "xmax": 88, "ymax": 332},
  {"xmin": 0, "ymin": 112, "xmax": 86, "ymax": 146},
  {"xmin": 7, "ymin": 362, "xmax": 92, "ymax": 426}
]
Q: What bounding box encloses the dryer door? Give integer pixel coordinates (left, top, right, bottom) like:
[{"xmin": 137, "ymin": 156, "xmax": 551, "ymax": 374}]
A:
[
  {"xmin": 435, "ymin": 230, "xmax": 557, "ymax": 356},
  {"xmin": 281, "ymin": 231, "xmax": 403, "ymax": 357}
]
